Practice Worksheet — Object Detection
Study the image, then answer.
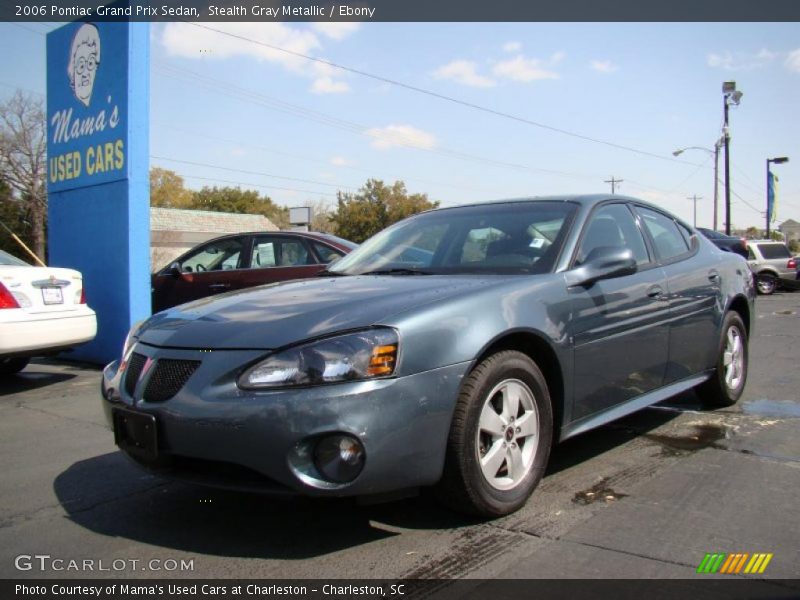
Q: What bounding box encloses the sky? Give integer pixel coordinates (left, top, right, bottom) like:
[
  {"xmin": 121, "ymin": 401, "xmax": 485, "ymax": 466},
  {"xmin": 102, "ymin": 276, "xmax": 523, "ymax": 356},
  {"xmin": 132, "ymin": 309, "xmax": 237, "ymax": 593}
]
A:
[{"xmin": 1, "ymin": 21, "xmax": 799, "ymax": 231}]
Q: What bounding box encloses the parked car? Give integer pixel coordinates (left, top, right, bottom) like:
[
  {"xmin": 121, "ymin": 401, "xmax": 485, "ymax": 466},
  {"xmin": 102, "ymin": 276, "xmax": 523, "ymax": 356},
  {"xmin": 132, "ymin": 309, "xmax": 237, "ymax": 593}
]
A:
[
  {"xmin": 0, "ymin": 248, "xmax": 97, "ymax": 375},
  {"xmin": 103, "ymin": 195, "xmax": 754, "ymax": 517},
  {"xmin": 745, "ymin": 240, "xmax": 798, "ymax": 295},
  {"xmin": 697, "ymin": 228, "xmax": 749, "ymax": 259},
  {"xmin": 151, "ymin": 231, "xmax": 357, "ymax": 312}
]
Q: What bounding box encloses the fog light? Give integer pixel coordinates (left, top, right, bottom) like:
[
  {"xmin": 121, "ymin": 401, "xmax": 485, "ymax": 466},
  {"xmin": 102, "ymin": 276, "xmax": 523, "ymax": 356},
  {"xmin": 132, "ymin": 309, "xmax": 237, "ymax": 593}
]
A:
[{"xmin": 313, "ymin": 434, "xmax": 365, "ymax": 483}]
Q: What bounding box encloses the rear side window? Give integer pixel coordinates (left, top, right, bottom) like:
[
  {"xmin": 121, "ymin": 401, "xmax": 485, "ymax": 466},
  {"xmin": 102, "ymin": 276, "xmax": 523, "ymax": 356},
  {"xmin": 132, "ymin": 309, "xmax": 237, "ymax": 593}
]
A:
[
  {"xmin": 757, "ymin": 243, "xmax": 791, "ymax": 259},
  {"xmin": 311, "ymin": 242, "xmax": 344, "ymax": 263},
  {"xmin": 637, "ymin": 207, "xmax": 690, "ymax": 261}
]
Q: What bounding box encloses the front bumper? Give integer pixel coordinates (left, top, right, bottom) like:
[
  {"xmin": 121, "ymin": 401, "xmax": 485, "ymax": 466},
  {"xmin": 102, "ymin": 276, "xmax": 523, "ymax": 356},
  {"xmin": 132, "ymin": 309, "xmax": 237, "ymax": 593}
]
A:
[{"xmin": 101, "ymin": 343, "xmax": 469, "ymax": 497}]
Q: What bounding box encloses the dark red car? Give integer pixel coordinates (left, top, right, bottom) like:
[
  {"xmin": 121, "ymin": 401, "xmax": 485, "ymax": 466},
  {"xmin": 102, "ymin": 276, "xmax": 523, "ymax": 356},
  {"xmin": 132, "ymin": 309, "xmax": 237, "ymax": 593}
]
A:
[{"xmin": 151, "ymin": 231, "xmax": 357, "ymax": 313}]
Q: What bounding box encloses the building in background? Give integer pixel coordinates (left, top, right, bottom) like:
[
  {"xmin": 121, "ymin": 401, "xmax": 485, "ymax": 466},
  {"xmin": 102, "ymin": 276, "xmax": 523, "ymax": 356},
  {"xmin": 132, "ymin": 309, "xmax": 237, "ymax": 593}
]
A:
[
  {"xmin": 778, "ymin": 219, "xmax": 800, "ymax": 244},
  {"xmin": 150, "ymin": 207, "xmax": 277, "ymax": 271}
]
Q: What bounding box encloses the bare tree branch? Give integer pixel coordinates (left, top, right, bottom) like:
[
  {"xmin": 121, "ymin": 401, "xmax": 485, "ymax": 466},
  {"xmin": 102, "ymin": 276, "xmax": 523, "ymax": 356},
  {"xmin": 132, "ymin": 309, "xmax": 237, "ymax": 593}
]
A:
[{"xmin": 0, "ymin": 91, "xmax": 47, "ymax": 259}]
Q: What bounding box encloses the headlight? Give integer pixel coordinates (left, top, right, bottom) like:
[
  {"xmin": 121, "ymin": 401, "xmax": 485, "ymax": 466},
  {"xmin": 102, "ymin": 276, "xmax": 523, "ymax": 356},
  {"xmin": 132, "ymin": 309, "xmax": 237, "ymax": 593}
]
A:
[{"xmin": 238, "ymin": 328, "xmax": 399, "ymax": 390}]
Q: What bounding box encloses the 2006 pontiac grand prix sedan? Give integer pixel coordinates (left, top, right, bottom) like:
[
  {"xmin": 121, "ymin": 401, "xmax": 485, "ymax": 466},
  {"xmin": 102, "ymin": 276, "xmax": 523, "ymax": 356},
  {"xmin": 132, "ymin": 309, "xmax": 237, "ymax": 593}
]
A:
[{"xmin": 101, "ymin": 195, "xmax": 755, "ymax": 517}]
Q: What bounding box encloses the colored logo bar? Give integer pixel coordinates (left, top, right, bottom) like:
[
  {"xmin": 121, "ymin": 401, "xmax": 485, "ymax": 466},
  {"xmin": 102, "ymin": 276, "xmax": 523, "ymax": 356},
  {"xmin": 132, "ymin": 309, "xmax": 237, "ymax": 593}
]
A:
[{"xmin": 697, "ymin": 553, "xmax": 773, "ymax": 574}]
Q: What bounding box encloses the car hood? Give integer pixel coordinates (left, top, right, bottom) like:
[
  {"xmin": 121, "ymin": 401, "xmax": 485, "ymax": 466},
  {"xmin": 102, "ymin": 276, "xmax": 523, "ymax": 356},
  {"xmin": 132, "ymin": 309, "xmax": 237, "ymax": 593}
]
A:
[{"xmin": 139, "ymin": 275, "xmax": 495, "ymax": 350}]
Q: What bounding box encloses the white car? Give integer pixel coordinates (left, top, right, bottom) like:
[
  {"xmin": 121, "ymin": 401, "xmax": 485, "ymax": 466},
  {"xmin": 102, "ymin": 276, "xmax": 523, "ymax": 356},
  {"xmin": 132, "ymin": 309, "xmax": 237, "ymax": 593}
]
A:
[{"xmin": 0, "ymin": 249, "xmax": 97, "ymax": 375}]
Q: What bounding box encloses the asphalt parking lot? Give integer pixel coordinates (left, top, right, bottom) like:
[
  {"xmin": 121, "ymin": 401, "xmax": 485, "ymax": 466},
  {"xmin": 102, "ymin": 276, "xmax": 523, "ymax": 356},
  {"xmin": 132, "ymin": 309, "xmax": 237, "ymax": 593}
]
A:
[{"xmin": 1, "ymin": 293, "xmax": 799, "ymax": 584}]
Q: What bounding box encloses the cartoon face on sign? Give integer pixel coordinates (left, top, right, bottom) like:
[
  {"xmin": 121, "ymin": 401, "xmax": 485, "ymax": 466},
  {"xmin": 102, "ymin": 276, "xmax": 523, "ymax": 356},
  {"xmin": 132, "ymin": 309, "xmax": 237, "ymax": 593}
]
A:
[{"xmin": 67, "ymin": 23, "xmax": 101, "ymax": 107}]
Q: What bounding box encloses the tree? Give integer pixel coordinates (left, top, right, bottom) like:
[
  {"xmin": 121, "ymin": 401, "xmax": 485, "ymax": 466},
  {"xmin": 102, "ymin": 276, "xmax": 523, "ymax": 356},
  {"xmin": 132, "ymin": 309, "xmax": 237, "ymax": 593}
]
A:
[
  {"xmin": 190, "ymin": 185, "xmax": 288, "ymax": 228},
  {"xmin": 0, "ymin": 91, "xmax": 47, "ymax": 260},
  {"xmin": 0, "ymin": 178, "xmax": 30, "ymax": 257},
  {"xmin": 330, "ymin": 179, "xmax": 438, "ymax": 243},
  {"xmin": 307, "ymin": 199, "xmax": 336, "ymax": 233},
  {"xmin": 744, "ymin": 226, "xmax": 761, "ymax": 240},
  {"xmin": 150, "ymin": 167, "xmax": 192, "ymax": 208}
]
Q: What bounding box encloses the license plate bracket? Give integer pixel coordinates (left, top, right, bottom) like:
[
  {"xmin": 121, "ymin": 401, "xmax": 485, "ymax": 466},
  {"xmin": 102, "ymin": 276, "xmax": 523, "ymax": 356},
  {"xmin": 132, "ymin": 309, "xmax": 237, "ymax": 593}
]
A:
[
  {"xmin": 41, "ymin": 286, "xmax": 63, "ymax": 305},
  {"xmin": 113, "ymin": 408, "xmax": 158, "ymax": 461}
]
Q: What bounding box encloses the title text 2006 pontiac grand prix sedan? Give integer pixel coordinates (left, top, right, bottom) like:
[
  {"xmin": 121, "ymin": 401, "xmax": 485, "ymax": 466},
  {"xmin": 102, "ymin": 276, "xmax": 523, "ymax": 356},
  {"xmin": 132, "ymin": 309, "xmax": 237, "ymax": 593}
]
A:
[{"xmin": 101, "ymin": 195, "xmax": 754, "ymax": 516}]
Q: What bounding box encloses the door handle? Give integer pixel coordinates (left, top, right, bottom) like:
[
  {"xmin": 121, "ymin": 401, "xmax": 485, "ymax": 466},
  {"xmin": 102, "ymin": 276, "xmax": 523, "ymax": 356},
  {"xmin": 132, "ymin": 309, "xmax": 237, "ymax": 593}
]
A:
[
  {"xmin": 208, "ymin": 283, "xmax": 231, "ymax": 291},
  {"xmin": 708, "ymin": 271, "xmax": 721, "ymax": 283},
  {"xmin": 647, "ymin": 285, "xmax": 664, "ymax": 299}
]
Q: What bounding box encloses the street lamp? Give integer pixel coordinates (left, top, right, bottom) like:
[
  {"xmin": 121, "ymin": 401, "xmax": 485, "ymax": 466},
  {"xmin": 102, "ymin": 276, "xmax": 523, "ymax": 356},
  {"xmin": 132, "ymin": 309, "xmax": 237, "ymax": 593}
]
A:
[
  {"xmin": 766, "ymin": 156, "xmax": 789, "ymax": 239},
  {"xmin": 722, "ymin": 81, "xmax": 743, "ymax": 235},
  {"xmin": 673, "ymin": 141, "xmax": 723, "ymax": 230}
]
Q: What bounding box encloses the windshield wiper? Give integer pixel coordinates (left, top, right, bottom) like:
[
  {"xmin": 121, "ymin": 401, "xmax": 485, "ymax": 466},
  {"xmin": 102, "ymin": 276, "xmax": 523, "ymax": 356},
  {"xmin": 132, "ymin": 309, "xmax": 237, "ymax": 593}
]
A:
[
  {"xmin": 315, "ymin": 269, "xmax": 349, "ymax": 277},
  {"xmin": 360, "ymin": 267, "xmax": 434, "ymax": 276}
]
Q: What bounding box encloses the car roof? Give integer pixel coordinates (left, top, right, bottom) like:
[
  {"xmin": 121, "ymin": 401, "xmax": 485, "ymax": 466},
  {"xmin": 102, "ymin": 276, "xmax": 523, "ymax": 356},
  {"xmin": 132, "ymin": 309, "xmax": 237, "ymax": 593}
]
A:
[
  {"xmin": 197, "ymin": 230, "xmax": 353, "ymax": 246},
  {"xmin": 420, "ymin": 194, "xmax": 675, "ymax": 218}
]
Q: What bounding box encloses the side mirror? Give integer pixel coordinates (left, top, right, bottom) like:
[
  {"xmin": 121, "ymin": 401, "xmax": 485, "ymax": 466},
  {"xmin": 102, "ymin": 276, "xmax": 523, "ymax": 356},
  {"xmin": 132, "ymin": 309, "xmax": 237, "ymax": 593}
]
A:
[
  {"xmin": 565, "ymin": 247, "xmax": 637, "ymax": 288},
  {"xmin": 167, "ymin": 262, "xmax": 182, "ymax": 277}
]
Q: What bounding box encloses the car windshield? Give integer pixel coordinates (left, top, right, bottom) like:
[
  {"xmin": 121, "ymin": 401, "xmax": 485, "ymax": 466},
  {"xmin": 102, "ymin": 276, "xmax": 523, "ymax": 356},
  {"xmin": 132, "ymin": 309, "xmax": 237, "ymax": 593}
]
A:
[
  {"xmin": 328, "ymin": 201, "xmax": 577, "ymax": 276},
  {"xmin": 0, "ymin": 248, "xmax": 29, "ymax": 266}
]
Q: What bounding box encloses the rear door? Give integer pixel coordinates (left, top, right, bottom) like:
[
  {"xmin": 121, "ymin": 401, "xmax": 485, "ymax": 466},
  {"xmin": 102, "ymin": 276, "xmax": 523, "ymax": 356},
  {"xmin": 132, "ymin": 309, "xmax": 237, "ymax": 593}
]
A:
[
  {"xmin": 236, "ymin": 235, "xmax": 324, "ymax": 288},
  {"xmin": 569, "ymin": 202, "xmax": 670, "ymax": 420},
  {"xmin": 635, "ymin": 206, "xmax": 720, "ymax": 381}
]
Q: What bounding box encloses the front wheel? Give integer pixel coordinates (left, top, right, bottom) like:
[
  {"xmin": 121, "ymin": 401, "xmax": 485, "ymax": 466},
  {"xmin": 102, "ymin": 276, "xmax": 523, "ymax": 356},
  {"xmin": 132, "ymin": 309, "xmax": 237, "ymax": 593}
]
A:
[
  {"xmin": 435, "ymin": 350, "xmax": 553, "ymax": 517},
  {"xmin": 697, "ymin": 312, "xmax": 748, "ymax": 407},
  {"xmin": 756, "ymin": 273, "xmax": 777, "ymax": 295}
]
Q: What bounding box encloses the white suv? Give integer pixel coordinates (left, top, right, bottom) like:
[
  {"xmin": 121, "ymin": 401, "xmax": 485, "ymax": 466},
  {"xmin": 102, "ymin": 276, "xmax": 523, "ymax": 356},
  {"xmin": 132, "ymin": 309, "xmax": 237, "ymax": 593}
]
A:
[{"xmin": 746, "ymin": 240, "xmax": 798, "ymax": 295}]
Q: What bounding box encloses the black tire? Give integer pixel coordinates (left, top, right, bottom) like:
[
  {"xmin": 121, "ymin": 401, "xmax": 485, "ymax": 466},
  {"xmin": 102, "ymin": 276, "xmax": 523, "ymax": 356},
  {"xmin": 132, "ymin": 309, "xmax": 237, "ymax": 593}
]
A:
[
  {"xmin": 435, "ymin": 350, "xmax": 553, "ymax": 517},
  {"xmin": 0, "ymin": 357, "xmax": 30, "ymax": 376},
  {"xmin": 697, "ymin": 312, "xmax": 748, "ymax": 407},
  {"xmin": 756, "ymin": 273, "xmax": 777, "ymax": 295}
]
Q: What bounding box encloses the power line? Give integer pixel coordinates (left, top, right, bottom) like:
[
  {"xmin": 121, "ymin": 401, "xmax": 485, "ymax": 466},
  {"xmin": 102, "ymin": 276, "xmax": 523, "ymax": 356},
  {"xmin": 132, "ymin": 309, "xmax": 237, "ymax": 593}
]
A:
[
  {"xmin": 153, "ymin": 62, "xmax": 605, "ymax": 183},
  {"xmin": 175, "ymin": 173, "xmax": 337, "ymax": 198},
  {"xmin": 187, "ymin": 22, "xmax": 703, "ymax": 166},
  {"xmin": 151, "ymin": 155, "xmax": 352, "ymax": 190},
  {"xmin": 6, "ymin": 23, "xmax": 45, "ymax": 37},
  {"xmin": 154, "ymin": 122, "xmax": 500, "ymax": 196}
]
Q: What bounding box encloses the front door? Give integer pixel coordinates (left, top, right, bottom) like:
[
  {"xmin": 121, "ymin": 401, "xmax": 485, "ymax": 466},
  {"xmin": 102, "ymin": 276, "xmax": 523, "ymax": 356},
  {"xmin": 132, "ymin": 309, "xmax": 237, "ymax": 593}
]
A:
[{"xmin": 568, "ymin": 203, "xmax": 671, "ymax": 420}]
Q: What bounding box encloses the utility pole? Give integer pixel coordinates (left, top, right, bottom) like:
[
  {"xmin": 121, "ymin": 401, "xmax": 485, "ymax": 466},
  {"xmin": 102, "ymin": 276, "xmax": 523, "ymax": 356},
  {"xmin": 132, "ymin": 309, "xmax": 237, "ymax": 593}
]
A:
[
  {"xmin": 713, "ymin": 140, "xmax": 721, "ymax": 231},
  {"xmin": 604, "ymin": 176, "xmax": 623, "ymax": 195},
  {"xmin": 722, "ymin": 81, "xmax": 742, "ymax": 235},
  {"xmin": 688, "ymin": 195, "xmax": 702, "ymax": 227},
  {"xmin": 723, "ymin": 100, "xmax": 731, "ymax": 235}
]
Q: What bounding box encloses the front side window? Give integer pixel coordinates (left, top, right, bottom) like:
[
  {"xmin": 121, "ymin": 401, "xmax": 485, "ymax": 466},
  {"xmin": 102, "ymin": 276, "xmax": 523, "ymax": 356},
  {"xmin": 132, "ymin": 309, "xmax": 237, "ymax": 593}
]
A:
[
  {"xmin": 637, "ymin": 206, "xmax": 690, "ymax": 261},
  {"xmin": 576, "ymin": 204, "xmax": 650, "ymax": 266},
  {"xmin": 180, "ymin": 239, "xmax": 243, "ymax": 273},
  {"xmin": 329, "ymin": 201, "xmax": 577, "ymax": 275}
]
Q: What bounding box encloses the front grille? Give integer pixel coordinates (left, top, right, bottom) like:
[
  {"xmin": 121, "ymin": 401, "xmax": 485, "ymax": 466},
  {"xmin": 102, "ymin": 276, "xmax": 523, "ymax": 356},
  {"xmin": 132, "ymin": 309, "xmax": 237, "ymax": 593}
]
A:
[
  {"xmin": 124, "ymin": 352, "xmax": 148, "ymax": 398},
  {"xmin": 143, "ymin": 359, "xmax": 200, "ymax": 402}
]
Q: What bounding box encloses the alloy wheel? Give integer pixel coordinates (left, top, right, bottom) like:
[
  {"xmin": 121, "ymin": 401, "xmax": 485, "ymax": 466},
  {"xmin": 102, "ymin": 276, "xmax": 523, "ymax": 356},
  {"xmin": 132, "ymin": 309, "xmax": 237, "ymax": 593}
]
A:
[
  {"xmin": 476, "ymin": 378, "xmax": 539, "ymax": 491},
  {"xmin": 723, "ymin": 325, "xmax": 745, "ymax": 391}
]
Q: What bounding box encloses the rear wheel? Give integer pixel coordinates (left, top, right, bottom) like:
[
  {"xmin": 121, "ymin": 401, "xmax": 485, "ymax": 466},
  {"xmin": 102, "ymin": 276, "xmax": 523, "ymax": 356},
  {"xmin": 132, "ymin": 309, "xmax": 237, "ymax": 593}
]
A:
[
  {"xmin": 756, "ymin": 273, "xmax": 777, "ymax": 295},
  {"xmin": 697, "ymin": 312, "xmax": 748, "ymax": 407},
  {"xmin": 0, "ymin": 357, "xmax": 30, "ymax": 376},
  {"xmin": 435, "ymin": 350, "xmax": 553, "ymax": 517}
]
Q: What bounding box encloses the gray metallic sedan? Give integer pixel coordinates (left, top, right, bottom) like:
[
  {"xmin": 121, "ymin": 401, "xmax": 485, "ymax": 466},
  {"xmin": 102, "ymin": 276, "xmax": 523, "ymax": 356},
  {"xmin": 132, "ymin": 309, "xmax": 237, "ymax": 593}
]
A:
[{"xmin": 101, "ymin": 195, "xmax": 755, "ymax": 517}]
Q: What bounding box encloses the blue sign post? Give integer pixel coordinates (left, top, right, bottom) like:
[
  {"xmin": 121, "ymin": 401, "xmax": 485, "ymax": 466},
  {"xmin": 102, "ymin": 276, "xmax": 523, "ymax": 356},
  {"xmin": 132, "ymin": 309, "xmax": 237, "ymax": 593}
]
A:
[{"xmin": 46, "ymin": 22, "xmax": 150, "ymax": 363}]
